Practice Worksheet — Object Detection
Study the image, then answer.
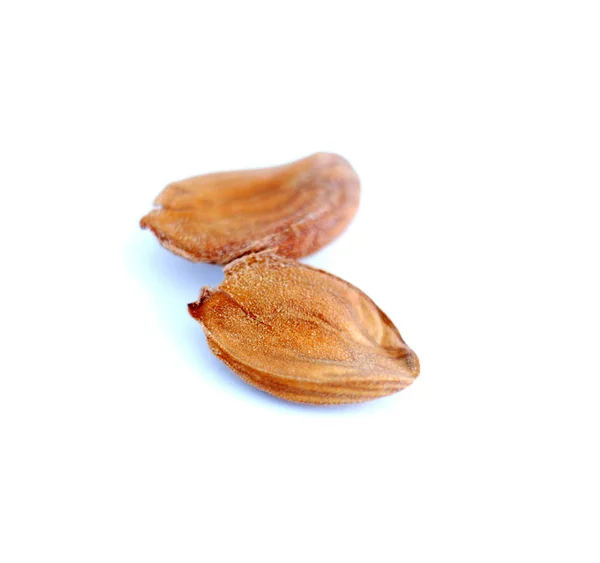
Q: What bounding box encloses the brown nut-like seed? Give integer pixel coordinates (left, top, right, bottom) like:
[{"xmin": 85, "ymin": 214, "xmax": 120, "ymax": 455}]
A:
[
  {"xmin": 140, "ymin": 153, "xmax": 360, "ymax": 265},
  {"xmin": 188, "ymin": 253, "xmax": 419, "ymax": 405}
]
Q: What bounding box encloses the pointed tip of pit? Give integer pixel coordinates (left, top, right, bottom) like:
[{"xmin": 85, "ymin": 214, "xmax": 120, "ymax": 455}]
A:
[
  {"xmin": 188, "ymin": 287, "xmax": 214, "ymax": 318},
  {"xmin": 405, "ymin": 350, "xmax": 420, "ymax": 378}
]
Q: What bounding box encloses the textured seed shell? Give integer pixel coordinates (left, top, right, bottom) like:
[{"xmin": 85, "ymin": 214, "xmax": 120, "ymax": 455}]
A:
[
  {"xmin": 188, "ymin": 253, "xmax": 419, "ymax": 405},
  {"xmin": 140, "ymin": 153, "xmax": 360, "ymax": 265}
]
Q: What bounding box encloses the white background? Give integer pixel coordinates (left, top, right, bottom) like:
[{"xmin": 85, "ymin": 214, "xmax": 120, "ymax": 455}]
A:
[{"xmin": 1, "ymin": 1, "xmax": 599, "ymax": 561}]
